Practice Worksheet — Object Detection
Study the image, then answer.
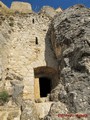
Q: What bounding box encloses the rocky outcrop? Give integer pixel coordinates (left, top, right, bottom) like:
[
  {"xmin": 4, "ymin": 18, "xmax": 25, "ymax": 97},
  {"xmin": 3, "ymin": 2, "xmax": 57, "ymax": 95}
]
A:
[
  {"xmin": 0, "ymin": 1, "xmax": 9, "ymax": 10},
  {"xmin": 48, "ymin": 4, "xmax": 90, "ymax": 118},
  {"xmin": 0, "ymin": 2, "xmax": 10, "ymax": 14},
  {"xmin": 56, "ymin": 7, "xmax": 62, "ymax": 13},
  {"xmin": 21, "ymin": 100, "xmax": 39, "ymax": 120},
  {"xmin": 11, "ymin": 80, "xmax": 24, "ymax": 106},
  {"xmin": 44, "ymin": 102, "xmax": 68, "ymax": 120},
  {"xmin": 39, "ymin": 6, "xmax": 58, "ymax": 18},
  {"xmin": 35, "ymin": 102, "xmax": 53, "ymax": 119},
  {"xmin": 0, "ymin": 106, "xmax": 21, "ymax": 120}
]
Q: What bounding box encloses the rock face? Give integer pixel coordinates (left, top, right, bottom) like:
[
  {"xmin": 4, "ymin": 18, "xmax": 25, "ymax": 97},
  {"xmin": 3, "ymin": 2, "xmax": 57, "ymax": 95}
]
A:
[
  {"xmin": 0, "ymin": 1, "xmax": 9, "ymax": 10},
  {"xmin": 39, "ymin": 6, "xmax": 57, "ymax": 18},
  {"xmin": 21, "ymin": 100, "xmax": 39, "ymax": 120},
  {"xmin": 49, "ymin": 4, "xmax": 90, "ymax": 117},
  {"xmin": 0, "ymin": 106, "xmax": 21, "ymax": 120},
  {"xmin": 44, "ymin": 102, "xmax": 68, "ymax": 120},
  {"xmin": 11, "ymin": 80, "xmax": 24, "ymax": 106},
  {"xmin": 35, "ymin": 102, "xmax": 53, "ymax": 119},
  {"xmin": 0, "ymin": 1, "xmax": 9, "ymax": 13},
  {"xmin": 56, "ymin": 7, "xmax": 63, "ymax": 13}
]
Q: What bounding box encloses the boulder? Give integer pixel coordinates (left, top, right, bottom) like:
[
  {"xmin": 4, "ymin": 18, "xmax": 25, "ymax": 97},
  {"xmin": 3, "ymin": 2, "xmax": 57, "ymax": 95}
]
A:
[
  {"xmin": 44, "ymin": 102, "xmax": 68, "ymax": 120},
  {"xmin": 21, "ymin": 100, "xmax": 39, "ymax": 120}
]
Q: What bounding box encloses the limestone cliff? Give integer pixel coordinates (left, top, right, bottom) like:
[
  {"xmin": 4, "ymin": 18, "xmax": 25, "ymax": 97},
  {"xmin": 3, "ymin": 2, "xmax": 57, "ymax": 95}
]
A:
[{"xmin": 45, "ymin": 4, "xmax": 90, "ymax": 120}]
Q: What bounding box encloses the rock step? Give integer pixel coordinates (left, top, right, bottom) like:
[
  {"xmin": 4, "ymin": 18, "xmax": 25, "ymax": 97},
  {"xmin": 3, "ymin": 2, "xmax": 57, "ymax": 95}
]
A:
[{"xmin": 35, "ymin": 102, "xmax": 53, "ymax": 119}]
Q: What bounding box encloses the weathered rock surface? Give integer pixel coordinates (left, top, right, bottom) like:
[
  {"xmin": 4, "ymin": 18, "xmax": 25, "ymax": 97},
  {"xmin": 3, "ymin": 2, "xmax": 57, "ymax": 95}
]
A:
[
  {"xmin": 11, "ymin": 80, "xmax": 24, "ymax": 106},
  {"xmin": 56, "ymin": 7, "xmax": 63, "ymax": 13},
  {"xmin": 35, "ymin": 102, "xmax": 53, "ymax": 119},
  {"xmin": 49, "ymin": 4, "xmax": 90, "ymax": 117},
  {"xmin": 0, "ymin": 1, "xmax": 9, "ymax": 10},
  {"xmin": 21, "ymin": 100, "xmax": 39, "ymax": 120},
  {"xmin": 39, "ymin": 6, "xmax": 57, "ymax": 18},
  {"xmin": 44, "ymin": 102, "xmax": 68, "ymax": 120},
  {"xmin": 50, "ymin": 84, "xmax": 67, "ymax": 102},
  {"xmin": 0, "ymin": 106, "xmax": 21, "ymax": 120}
]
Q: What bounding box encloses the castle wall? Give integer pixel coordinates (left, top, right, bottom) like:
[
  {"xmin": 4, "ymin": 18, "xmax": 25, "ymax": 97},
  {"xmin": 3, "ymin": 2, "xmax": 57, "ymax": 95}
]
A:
[
  {"xmin": 0, "ymin": 12, "xmax": 58, "ymax": 100},
  {"xmin": 0, "ymin": 2, "xmax": 64, "ymax": 120},
  {"xmin": 11, "ymin": 2, "xmax": 32, "ymax": 13}
]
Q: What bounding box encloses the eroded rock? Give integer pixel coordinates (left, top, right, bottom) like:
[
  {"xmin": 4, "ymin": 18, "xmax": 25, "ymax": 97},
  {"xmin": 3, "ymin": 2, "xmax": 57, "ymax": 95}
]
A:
[
  {"xmin": 21, "ymin": 100, "xmax": 39, "ymax": 120},
  {"xmin": 44, "ymin": 102, "xmax": 68, "ymax": 120},
  {"xmin": 11, "ymin": 80, "xmax": 24, "ymax": 106},
  {"xmin": 50, "ymin": 4, "xmax": 90, "ymax": 114}
]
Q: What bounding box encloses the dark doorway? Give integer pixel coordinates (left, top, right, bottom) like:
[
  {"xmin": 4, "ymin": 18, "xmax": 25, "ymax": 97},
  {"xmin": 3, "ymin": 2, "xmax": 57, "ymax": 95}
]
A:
[{"xmin": 39, "ymin": 77, "xmax": 51, "ymax": 97}]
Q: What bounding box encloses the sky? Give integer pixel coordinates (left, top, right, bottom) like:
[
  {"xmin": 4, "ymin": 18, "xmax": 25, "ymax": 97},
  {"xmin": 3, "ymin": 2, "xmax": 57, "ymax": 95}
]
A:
[{"xmin": 1, "ymin": 0, "xmax": 90, "ymax": 12}]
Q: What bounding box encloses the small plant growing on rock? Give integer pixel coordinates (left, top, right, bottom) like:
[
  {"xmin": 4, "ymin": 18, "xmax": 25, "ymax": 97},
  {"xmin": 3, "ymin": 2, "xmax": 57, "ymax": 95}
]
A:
[{"xmin": 0, "ymin": 90, "xmax": 9, "ymax": 105}]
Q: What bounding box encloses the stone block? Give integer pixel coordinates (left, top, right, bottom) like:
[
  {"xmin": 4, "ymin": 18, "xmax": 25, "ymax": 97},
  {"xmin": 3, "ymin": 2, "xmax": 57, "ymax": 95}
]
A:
[{"xmin": 11, "ymin": 2, "xmax": 32, "ymax": 13}]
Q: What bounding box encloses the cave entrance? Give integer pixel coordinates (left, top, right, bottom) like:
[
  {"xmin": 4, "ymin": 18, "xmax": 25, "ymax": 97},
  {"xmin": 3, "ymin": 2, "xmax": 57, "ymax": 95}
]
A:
[{"xmin": 34, "ymin": 66, "xmax": 58, "ymax": 99}]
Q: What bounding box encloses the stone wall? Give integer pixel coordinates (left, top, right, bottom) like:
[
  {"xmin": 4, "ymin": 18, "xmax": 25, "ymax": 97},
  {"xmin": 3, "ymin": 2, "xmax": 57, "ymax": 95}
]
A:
[
  {"xmin": 0, "ymin": 5, "xmax": 58, "ymax": 101},
  {"xmin": 10, "ymin": 2, "xmax": 32, "ymax": 13},
  {"xmin": 0, "ymin": 2, "xmax": 63, "ymax": 120},
  {"xmin": 0, "ymin": 106, "xmax": 21, "ymax": 120}
]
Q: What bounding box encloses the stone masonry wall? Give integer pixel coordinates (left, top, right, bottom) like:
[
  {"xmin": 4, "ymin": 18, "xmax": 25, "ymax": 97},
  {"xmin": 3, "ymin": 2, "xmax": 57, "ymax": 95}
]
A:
[
  {"xmin": 11, "ymin": 2, "xmax": 32, "ymax": 13},
  {"xmin": 0, "ymin": 8, "xmax": 58, "ymax": 100},
  {"xmin": 0, "ymin": 2, "xmax": 63, "ymax": 120}
]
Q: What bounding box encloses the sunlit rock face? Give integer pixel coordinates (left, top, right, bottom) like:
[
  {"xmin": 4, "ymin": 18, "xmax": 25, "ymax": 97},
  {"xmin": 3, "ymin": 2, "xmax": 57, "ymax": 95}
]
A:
[
  {"xmin": 39, "ymin": 6, "xmax": 56, "ymax": 18},
  {"xmin": 49, "ymin": 4, "xmax": 90, "ymax": 116}
]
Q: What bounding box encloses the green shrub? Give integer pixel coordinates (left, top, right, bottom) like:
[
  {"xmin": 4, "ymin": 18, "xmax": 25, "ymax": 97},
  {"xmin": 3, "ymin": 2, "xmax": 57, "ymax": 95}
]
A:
[{"xmin": 0, "ymin": 90, "xmax": 9, "ymax": 103}]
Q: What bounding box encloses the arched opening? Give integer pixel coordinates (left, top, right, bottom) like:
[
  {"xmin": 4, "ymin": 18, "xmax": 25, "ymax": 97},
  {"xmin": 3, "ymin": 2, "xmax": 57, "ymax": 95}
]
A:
[{"xmin": 34, "ymin": 66, "xmax": 58, "ymax": 100}]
